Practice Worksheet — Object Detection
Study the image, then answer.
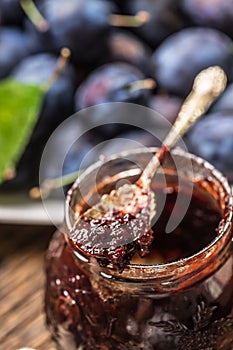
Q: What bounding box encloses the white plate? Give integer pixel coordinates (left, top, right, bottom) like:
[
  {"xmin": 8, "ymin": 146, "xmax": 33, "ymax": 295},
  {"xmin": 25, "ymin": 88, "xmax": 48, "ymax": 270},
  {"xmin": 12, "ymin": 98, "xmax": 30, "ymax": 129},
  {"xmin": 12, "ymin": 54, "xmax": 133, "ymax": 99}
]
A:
[{"xmin": 0, "ymin": 193, "xmax": 64, "ymax": 226}]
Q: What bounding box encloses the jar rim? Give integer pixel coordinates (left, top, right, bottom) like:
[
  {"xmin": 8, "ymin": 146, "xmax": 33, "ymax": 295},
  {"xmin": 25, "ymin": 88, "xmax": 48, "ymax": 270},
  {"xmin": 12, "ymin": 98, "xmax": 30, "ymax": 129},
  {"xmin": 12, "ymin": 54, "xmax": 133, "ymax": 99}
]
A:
[{"xmin": 65, "ymin": 147, "xmax": 233, "ymax": 283}]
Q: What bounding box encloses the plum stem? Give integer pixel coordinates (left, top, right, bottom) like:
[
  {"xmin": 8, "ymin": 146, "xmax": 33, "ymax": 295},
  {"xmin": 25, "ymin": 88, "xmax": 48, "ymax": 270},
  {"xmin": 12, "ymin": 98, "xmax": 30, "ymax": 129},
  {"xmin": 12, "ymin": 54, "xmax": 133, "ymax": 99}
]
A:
[
  {"xmin": 3, "ymin": 167, "xmax": 16, "ymax": 181},
  {"xmin": 21, "ymin": 1, "xmax": 149, "ymax": 30},
  {"xmin": 20, "ymin": 0, "xmax": 50, "ymax": 32},
  {"xmin": 127, "ymin": 78, "xmax": 156, "ymax": 92},
  {"xmin": 43, "ymin": 48, "xmax": 71, "ymax": 92},
  {"xmin": 30, "ymin": 169, "xmax": 82, "ymax": 199},
  {"xmin": 109, "ymin": 11, "xmax": 150, "ymax": 27}
]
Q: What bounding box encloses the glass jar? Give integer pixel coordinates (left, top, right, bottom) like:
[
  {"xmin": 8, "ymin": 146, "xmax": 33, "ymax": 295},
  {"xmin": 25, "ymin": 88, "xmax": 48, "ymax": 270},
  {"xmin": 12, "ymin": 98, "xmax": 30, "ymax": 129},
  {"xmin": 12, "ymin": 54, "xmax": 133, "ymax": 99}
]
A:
[{"xmin": 45, "ymin": 147, "xmax": 233, "ymax": 350}]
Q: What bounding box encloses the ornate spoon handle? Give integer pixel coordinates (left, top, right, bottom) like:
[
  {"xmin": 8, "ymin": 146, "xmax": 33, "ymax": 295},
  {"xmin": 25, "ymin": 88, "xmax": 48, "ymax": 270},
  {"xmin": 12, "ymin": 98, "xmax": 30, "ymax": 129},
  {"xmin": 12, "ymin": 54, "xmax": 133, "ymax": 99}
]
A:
[{"xmin": 140, "ymin": 66, "xmax": 227, "ymax": 185}]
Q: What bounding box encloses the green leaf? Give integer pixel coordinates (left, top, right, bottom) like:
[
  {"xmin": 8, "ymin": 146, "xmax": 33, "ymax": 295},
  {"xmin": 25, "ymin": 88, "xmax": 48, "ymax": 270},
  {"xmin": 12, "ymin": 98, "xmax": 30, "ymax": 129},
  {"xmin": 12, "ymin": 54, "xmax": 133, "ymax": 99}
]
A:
[{"xmin": 0, "ymin": 78, "xmax": 44, "ymax": 183}]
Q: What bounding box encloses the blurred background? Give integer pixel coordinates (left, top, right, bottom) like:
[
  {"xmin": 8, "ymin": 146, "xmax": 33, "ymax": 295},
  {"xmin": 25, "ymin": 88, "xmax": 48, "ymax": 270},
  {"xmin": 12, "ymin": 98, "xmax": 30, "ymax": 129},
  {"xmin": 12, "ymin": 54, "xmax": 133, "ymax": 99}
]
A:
[{"xmin": 0, "ymin": 0, "xmax": 233, "ymax": 349}]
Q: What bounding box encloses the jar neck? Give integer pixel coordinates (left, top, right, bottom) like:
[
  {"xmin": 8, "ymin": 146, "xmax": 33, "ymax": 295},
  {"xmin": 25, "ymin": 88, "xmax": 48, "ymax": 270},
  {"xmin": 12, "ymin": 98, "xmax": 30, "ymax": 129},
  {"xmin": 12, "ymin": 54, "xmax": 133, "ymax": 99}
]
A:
[{"xmin": 65, "ymin": 148, "xmax": 233, "ymax": 294}]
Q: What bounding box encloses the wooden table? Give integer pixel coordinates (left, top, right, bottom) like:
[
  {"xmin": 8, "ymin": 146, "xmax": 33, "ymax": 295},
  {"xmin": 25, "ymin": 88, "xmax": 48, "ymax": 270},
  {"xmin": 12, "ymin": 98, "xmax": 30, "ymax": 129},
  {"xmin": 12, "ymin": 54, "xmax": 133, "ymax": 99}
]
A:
[{"xmin": 0, "ymin": 224, "xmax": 57, "ymax": 350}]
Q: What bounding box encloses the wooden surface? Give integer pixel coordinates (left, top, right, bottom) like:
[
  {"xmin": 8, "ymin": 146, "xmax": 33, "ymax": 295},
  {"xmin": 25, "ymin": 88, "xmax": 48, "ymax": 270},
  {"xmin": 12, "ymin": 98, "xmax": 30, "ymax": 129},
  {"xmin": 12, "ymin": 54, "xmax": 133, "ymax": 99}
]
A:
[{"xmin": 0, "ymin": 224, "xmax": 57, "ymax": 350}]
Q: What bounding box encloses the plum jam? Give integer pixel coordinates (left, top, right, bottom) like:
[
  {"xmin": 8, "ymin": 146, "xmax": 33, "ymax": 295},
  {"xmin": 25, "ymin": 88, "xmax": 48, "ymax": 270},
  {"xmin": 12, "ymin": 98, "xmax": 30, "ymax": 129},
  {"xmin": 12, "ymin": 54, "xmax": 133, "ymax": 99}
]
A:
[{"xmin": 45, "ymin": 148, "xmax": 233, "ymax": 350}]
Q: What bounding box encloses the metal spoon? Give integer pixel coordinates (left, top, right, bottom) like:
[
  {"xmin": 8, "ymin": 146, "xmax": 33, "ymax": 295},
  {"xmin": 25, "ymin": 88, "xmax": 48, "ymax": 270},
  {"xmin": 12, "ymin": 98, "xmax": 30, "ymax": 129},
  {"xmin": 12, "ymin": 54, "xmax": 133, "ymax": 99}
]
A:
[{"xmin": 72, "ymin": 66, "xmax": 227, "ymax": 265}]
